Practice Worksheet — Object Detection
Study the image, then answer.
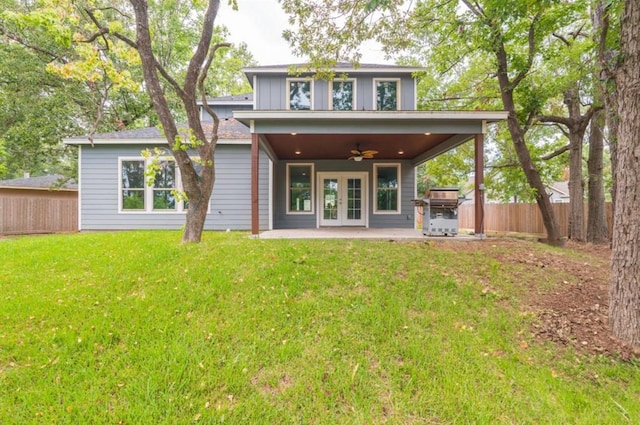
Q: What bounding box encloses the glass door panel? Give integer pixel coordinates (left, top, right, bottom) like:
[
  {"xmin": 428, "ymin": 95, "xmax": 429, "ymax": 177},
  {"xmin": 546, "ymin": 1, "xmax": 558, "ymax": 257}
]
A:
[
  {"xmin": 319, "ymin": 174, "xmax": 366, "ymax": 226},
  {"xmin": 323, "ymin": 178, "xmax": 339, "ymax": 222}
]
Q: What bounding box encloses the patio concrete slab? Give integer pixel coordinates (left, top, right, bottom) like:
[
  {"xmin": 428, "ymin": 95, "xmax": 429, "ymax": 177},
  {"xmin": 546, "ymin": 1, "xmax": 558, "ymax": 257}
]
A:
[{"xmin": 258, "ymin": 228, "xmax": 479, "ymax": 241}]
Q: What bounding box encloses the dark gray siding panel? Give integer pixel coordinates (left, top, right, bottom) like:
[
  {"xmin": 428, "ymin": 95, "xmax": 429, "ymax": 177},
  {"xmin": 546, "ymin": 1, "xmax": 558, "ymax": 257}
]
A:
[
  {"xmin": 273, "ymin": 159, "xmax": 415, "ymax": 229},
  {"xmin": 257, "ymin": 76, "xmax": 286, "ymax": 110},
  {"xmin": 79, "ymin": 144, "xmax": 269, "ymax": 231},
  {"xmin": 401, "ymin": 76, "xmax": 415, "ymax": 110},
  {"xmin": 314, "ymin": 80, "xmax": 329, "ymax": 110}
]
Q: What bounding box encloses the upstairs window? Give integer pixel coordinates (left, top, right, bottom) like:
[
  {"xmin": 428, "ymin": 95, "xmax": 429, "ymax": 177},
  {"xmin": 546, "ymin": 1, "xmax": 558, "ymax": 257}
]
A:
[
  {"xmin": 287, "ymin": 79, "xmax": 313, "ymax": 110},
  {"xmin": 374, "ymin": 164, "xmax": 400, "ymax": 213},
  {"xmin": 331, "ymin": 80, "xmax": 355, "ymax": 110},
  {"xmin": 374, "ymin": 79, "xmax": 400, "ymax": 111}
]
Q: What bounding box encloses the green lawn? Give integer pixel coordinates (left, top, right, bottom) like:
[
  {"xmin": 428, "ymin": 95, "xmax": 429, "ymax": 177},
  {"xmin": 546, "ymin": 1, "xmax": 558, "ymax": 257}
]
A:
[{"xmin": 0, "ymin": 231, "xmax": 638, "ymax": 424}]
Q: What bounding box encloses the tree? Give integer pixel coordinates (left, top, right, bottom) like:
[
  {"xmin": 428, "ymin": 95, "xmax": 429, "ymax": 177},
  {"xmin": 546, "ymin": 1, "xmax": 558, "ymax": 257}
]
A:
[
  {"xmin": 610, "ymin": 0, "xmax": 640, "ymax": 346},
  {"xmin": 591, "ymin": 0, "xmax": 621, "ymax": 243},
  {"xmin": 2, "ymin": 0, "xmax": 254, "ymax": 243}
]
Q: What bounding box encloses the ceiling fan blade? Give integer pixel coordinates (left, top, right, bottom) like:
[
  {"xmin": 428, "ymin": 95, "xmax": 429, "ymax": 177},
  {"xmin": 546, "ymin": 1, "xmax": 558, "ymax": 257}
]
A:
[
  {"xmin": 362, "ymin": 154, "xmax": 374, "ymax": 159},
  {"xmin": 348, "ymin": 156, "xmax": 355, "ymax": 160},
  {"xmin": 362, "ymin": 150, "xmax": 378, "ymax": 155},
  {"xmin": 350, "ymin": 150, "xmax": 361, "ymax": 155}
]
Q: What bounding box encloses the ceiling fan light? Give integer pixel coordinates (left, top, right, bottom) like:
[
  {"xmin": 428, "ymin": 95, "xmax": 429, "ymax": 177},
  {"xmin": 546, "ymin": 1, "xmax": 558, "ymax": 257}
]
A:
[{"xmin": 353, "ymin": 156, "xmax": 363, "ymax": 162}]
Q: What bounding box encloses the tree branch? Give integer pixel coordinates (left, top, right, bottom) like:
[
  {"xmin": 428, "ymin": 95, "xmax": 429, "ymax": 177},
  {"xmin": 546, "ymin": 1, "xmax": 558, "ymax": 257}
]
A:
[
  {"xmin": 537, "ymin": 114, "xmax": 572, "ymax": 127},
  {"xmin": 198, "ymin": 42, "xmax": 231, "ymax": 145},
  {"xmin": 541, "ymin": 144, "xmax": 570, "ymax": 160},
  {"xmin": 511, "ymin": 12, "xmax": 541, "ymax": 88},
  {"xmin": 0, "ymin": 28, "xmax": 68, "ymax": 63}
]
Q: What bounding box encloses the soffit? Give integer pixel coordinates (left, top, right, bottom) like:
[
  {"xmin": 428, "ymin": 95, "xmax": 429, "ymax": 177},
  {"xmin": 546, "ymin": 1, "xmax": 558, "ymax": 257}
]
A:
[{"xmin": 264, "ymin": 133, "xmax": 455, "ymax": 160}]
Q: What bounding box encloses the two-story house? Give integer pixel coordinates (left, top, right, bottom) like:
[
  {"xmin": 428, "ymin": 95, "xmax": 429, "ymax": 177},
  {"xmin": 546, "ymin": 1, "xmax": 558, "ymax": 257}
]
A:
[{"xmin": 65, "ymin": 63, "xmax": 506, "ymax": 235}]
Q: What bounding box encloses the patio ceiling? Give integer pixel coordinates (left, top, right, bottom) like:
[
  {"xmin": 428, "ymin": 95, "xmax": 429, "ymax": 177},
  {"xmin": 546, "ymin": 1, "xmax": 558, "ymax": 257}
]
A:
[
  {"xmin": 263, "ymin": 132, "xmax": 456, "ymax": 161},
  {"xmin": 234, "ymin": 110, "xmax": 508, "ymax": 164}
]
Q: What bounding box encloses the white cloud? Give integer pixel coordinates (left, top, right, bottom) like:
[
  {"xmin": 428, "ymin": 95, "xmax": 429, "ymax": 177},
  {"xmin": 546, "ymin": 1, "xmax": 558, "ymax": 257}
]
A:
[{"xmin": 217, "ymin": 0, "xmax": 390, "ymax": 66}]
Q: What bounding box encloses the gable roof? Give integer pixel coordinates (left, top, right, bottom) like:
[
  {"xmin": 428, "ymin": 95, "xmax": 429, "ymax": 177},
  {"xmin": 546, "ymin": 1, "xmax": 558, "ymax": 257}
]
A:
[
  {"xmin": 0, "ymin": 174, "xmax": 77, "ymax": 190},
  {"xmin": 64, "ymin": 118, "xmax": 250, "ymax": 145}
]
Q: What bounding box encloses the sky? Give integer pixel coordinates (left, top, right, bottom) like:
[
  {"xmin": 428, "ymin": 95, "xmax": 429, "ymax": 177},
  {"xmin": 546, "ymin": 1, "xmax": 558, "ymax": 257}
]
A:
[{"xmin": 216, "ymin": 0, "xmax": 390, "ymax": 66}]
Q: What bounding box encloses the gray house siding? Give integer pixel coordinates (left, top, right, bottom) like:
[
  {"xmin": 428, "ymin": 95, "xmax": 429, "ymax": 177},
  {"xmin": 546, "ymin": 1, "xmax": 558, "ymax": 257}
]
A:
[
  {"xmin": 273, "ymin": 160, "xmax": 415, "ymax": 229},
  {"xmin": 79, "ymin": 144, "xmax": 269, "ymax": 231},
  {"xmin": 255, "ymin": 73, "xmax": 416, "ymax": 111},
  {"xmin": 201, "ymin": 104, "xmax": 252, "ymax": 121}
]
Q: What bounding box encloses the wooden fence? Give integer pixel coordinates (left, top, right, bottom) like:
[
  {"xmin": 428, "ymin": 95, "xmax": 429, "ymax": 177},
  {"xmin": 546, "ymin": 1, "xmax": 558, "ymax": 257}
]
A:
[
  {"xmin": 457, "ymin": 202, "xmax": 613, "ymax": 237},
  {"xmin": 0, "ymin": 188, "xmax": 78, "ymax": 235}
]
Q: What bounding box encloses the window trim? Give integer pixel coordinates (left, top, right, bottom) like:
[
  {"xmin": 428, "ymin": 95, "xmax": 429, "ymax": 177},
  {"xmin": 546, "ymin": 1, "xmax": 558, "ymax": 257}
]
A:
[
  {"xmin": 286, "ymin": 78, "xmax": 314, "ymax": 111},
  {"xmin": 373, "ymin": 163, "xmax": 401, "ymax": 214},
  {"xmin": 328, "ymin": 78, "xmax": 357, "ymax": 111},
  {"xmin": 286, "ymin": 163, "xmax": 315, "ymax": 215},
  {"xmin": 373, "ymin": 78, "xmax": 401, "ymax": 111},
  {"xmin": 118, "ymin": 156, "xmax": 185, "ymax": 214}
]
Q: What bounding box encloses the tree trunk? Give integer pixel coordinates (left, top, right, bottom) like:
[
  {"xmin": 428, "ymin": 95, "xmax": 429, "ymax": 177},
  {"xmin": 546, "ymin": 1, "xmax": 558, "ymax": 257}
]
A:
[
  {"xmin": 567, "ymin": 131, "xmax": 584, "ymax": 241},
  {"xmin": 494, "ymin": 44, "xmax": 564, "ymax": 246},
  {"xmin": 564, "ymin": 89, "xmax": 586, "ymax": 242},
  {"xmin": 610, "ymin": 0, "xmax": 640, "ymax": 346},
  {"xmin": 586, "ymin": 108, "xmax": 609, "ymax": 243},
  {"xmin": 182, "ymin": 193, "xmax": 212, "ymax": 243}
]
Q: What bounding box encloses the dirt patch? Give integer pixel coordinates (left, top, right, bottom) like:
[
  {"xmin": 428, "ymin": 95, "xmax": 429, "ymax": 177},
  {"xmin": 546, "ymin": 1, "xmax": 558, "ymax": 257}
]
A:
[{"xmin": 436, "ymin": 238, "xmax": 640, "ymax": 361}]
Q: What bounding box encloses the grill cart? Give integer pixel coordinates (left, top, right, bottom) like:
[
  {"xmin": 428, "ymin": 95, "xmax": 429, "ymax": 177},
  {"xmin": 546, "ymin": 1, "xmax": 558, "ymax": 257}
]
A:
[{"xmin": 412, "ymin": 187, "xmax": 462, "ymax": 236}]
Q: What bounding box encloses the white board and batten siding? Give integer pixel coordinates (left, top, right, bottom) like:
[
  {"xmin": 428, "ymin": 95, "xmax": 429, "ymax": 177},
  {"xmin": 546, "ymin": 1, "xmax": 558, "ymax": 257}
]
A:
[{"xmin": 79, "ymin": 144, "xmax": 270, "ymax": 231}]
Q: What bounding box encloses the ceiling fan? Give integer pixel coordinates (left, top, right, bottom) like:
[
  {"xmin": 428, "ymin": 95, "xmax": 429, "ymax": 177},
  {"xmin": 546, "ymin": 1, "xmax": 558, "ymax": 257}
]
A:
[{"xmin": 348, "ymin": 143, "xmax": 378, "ymax": 161}]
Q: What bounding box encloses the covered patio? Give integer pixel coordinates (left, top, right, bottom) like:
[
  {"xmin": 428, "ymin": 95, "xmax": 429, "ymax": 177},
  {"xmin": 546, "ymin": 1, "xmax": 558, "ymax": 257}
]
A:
[{"xmin": 234, "ymin": 110, "xmax": 508, "ymax": 236}]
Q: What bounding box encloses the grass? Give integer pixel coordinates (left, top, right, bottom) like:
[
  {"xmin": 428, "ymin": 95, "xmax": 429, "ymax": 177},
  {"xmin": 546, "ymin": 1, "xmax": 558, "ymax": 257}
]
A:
[{"xmin": 0, "ymin": 231, "xmax": 638, "ymax": 424}]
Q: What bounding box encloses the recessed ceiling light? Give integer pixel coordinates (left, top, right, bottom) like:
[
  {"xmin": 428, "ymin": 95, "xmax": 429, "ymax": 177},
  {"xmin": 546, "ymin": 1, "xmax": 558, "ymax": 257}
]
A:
[
  {"xmin": 398, "ymin": 150, "xmax": 405, "ymax": 155},
  {"xmin": 291, "ymin": 132, "xmax": 297, "ymax": 136},
  {"xmin": 294, "ymin": 150, "xmax": 301, "ymax": 155},
  {"xmin": 424, "ymin": 132, "xmax": 431, "ymax": 136}
]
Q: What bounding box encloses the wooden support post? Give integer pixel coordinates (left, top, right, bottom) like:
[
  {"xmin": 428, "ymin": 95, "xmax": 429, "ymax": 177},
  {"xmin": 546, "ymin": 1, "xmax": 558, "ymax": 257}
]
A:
[
  {"xmin": 251, "ymin": 132, "xmax": 259, "ymax": 235},
  {"xmin": 474, "ymin": 133, "xmax": 485, "ymax": 236}
]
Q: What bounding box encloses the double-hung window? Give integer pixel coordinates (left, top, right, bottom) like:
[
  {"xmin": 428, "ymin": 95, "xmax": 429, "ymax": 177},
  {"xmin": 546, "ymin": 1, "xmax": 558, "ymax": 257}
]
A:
[
  {"xmin": 374, "ymin": 79, "xmax": 401, "ymax": 111},
  {"xmin": 152, "ymin": 159, "xmax": 177, "ymax": 210},
  {"xmin": 374, "ymin": 164, "xmax": 400, "ymax": 213},
  {"xmin": 121, "ymin": 160, "xmax": 146, "ymax": 210},
  {"xmin": 287, "ymin": 164, "xmax": 314, "ymax": 213},
  {"xmin": 120, "ymin": 157, "xmax": 183, "ymax": 212},
  {"xmin": 330, "ymin": 80, "xmax": 355, "ymax": 110},
  {"xmin": 287, "ymin": 79, "xmax": 313, "ymax": 110}
]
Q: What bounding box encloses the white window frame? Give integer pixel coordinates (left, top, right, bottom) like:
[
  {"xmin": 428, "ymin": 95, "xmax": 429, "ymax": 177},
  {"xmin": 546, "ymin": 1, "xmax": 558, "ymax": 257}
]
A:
[
  {"xmin": 286, "ymin": 163, "xmax": 315, "ymax": 215},
  {"xmin": 118, "ymin": 156, "xmax": 188, "ymax": 214},
  {"xmin": 373, "ymin": 78, "xmax": 401, "ymax": 111},
  {"xmin": 328, "ymin": 79, "xmax": 357, "ymax": 111},
  {"xmin": 286, "ymin": 78, "xmax": 314, "ymax": 110},
  {"xmin": 373, "ymin": 163, "xmax": 401, "ymax": 214}
]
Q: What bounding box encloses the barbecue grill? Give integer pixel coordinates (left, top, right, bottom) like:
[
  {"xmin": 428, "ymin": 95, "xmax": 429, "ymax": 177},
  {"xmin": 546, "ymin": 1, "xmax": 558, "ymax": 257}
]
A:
[{"xmin": 412, "ymin": 187, "xmax": 463, "ymax": 236}]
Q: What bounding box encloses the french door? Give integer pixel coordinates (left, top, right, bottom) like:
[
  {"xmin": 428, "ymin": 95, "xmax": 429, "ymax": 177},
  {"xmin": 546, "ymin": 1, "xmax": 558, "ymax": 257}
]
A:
[{"xmin": 318, "ymin": 172, "xmax": 367, "ymax": 226}]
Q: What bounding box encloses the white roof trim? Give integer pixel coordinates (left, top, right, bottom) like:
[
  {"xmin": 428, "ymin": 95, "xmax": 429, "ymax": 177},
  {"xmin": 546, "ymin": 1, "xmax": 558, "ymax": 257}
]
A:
[
  {"xmin": 63, "ymin": 137, "xmax": 250, "ymax": 146},
  {"xmin": 233, "ymin": 110, "xmax": 508, "ymax": 122}
]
